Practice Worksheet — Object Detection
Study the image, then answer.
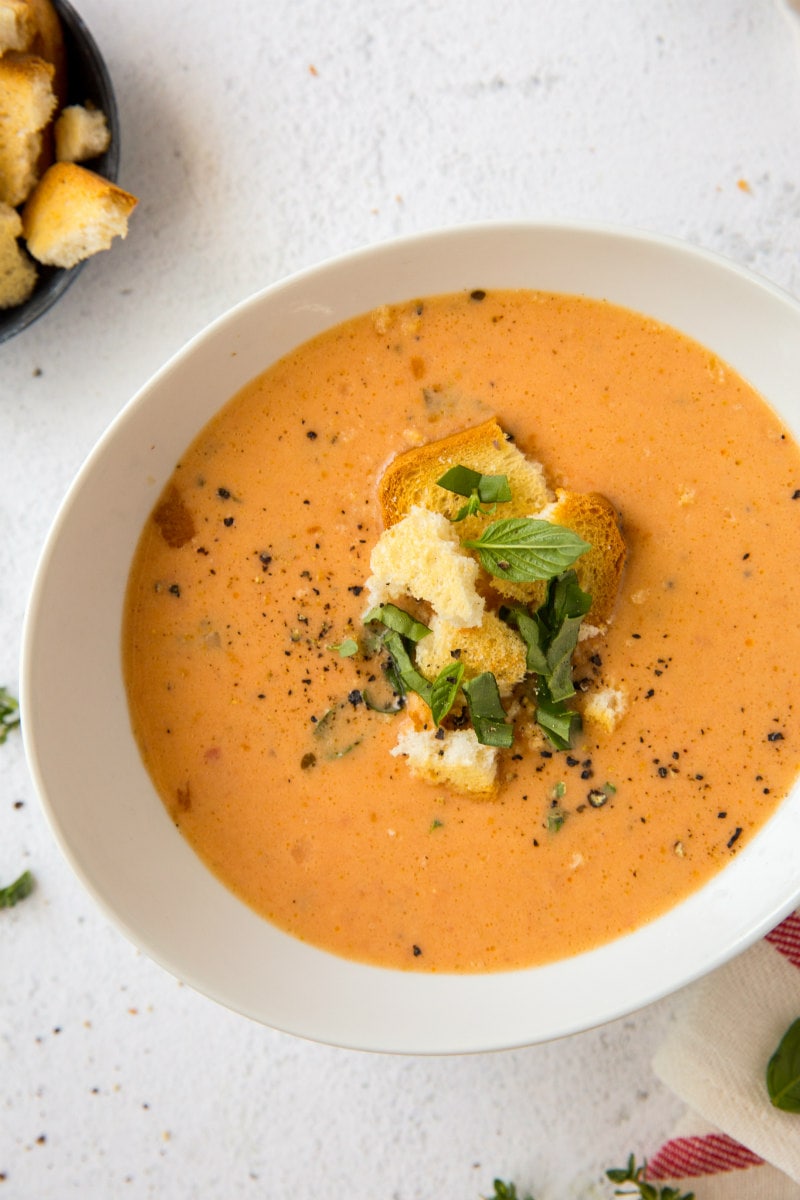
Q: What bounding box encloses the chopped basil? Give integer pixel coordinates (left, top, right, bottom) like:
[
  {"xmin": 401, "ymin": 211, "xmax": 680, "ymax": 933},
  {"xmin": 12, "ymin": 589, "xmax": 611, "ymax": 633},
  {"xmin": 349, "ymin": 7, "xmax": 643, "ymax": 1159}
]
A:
[
  {"xmin": 364, "ymin": 604, "xmax": 430, "ymax": 643},
  {"xmin": 546, "ymin": 808, "xmax": 566, "ymax": 833},
  {"xmin": 505, "ymin": 570, "xmax": 591, "ymax": 748},
  {"xmin": 430, "ymin": 660, "xmax": 465, "ymax": 726},
  {"xmin": 462, "ymin": 672, "xmax": 514, "ymax": 748},
  {"xmin": 328, "ymin": 637, "xmax": 358, "ymax": 657},
  {"xmin": 766, "ymin": 1017, "xmax": 800, "ymax": 1112},
  {"xmin": 437, "ymin": 465, "xmax": 512, "ymax": 503},
  {"xmin": 437, "ymin": 465, "xmax": 512, "ymax": 522},
  {"xmin": 534, "ymin": 676, "xmax": 582, "ymax": 751},
  {"xmin": 0, "ymin": 870, "xmax": 33, "ymax": 909},
  {"xmin": 464, "ymin": 518, "xmax": 590, "ymax": 582},
  {"xmin": 382, "ymin": 630, "xmax": 433, "ymax": 707}
]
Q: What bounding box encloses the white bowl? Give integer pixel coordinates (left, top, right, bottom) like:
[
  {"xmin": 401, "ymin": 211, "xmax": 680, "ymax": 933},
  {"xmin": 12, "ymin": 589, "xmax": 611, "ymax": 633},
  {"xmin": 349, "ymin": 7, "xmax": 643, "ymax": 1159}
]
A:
[{"xmin": 21, "ymin": 222, "xmax": 800, "ymax": 1053}]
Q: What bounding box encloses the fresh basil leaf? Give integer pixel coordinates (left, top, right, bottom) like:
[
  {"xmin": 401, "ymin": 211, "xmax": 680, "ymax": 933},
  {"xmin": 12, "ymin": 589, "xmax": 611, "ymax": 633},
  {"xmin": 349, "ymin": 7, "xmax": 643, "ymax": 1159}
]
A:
[
  {"xmin": 544, "ymin": 613, "xmax": 585, "ymax": 702},
  {"xmin": 462, "ymin": 672, "xmax": 514, "ymax": 748},
  {"xmin": 767, "ymin": 1017, "xmax": 800, "ymax": 1112},
  {"xmin": 430, "ymin": 660, "xmax": 465, "ymax": 725},
  {"xmin": 477, "ymin": 474, "xmax": 512, "ymax": 504},
  {"xmin": 535, "ymin": 678, "xmax": 581, "ymax": 750},
  {"xmin": 437, "ymin": 466, "xmax": 511, "ymax": 522},
  {"xmin": 382, "ymin": 631, "xmax": 433, "ymax": 707},
  {"xmin": 0, "ymin": 869, "xmax": 33, "ymax": 909},
  {"xmin": 437, "ymin": 464, "xmax": 484, "ymax": 497},
  {"xmin": 464, "ymin": 518, "xmax": 590, "ymax": 582},
  {"xmin": 364, "ymin": 604, "xmax": 431, "ymax": 643},
  {"xmin": 503, "ymin": 605, "xmax": 549, "ymax": 675},
  {"xmin": 542, "ymin": 568, "xmax": 592, "ymax": 629}
]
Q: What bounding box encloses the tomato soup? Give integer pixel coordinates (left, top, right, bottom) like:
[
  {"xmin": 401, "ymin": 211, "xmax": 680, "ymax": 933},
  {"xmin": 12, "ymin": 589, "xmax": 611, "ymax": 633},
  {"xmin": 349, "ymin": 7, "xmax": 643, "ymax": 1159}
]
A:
[{"xmin": 123, "ymin": 290, "xmax": 800, "ymax": 972}]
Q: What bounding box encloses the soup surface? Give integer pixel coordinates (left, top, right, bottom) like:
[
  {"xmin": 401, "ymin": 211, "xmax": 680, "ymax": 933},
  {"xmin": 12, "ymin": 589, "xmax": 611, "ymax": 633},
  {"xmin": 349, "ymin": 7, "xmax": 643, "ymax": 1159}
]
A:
[{"xmin": 123, "ymin": 290, "xmax": 800, "ymax": 973}]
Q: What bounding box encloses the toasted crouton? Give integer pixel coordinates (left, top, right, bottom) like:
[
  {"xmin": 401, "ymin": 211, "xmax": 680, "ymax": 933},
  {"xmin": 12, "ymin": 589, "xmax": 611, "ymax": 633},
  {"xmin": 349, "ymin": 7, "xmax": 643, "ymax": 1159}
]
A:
[
  {"xmin": 378, "ymin": 417, "xmax": 553, "ymax": 541},
  {"xmin": 0, "ymin": 1, "xmax": 35, "ymax": 53},
  {"xmin": 22, "ymin": 162, "xmax": 137, "ymax": 267},
  {"xmin": 25, "ymin": 0, "xmax": 66, "ymax": 103},
  {"xmin": 0, "ymin": 51, "xmax": 56, "ymax": 206},
  {"xmin": 581, "ymin": 684, "xmax": 628, "ymax": 732},
  {"xmin": 391, "ymin": 723, "xmax": 499, "ymax": 795},
  {"xmin": 415, "ymin": 611, "xmax": 527, "ymax": 696},
  {"xmin": 492, "ymin": 489, "xmax": 627, "ymax": 631},
  {"xmin": 54, "ymin": 104, "xmax": 111, "ymax": 163},
  {"xmin": 0, "ymin": 199, "xmax": 36, "ymax": 306},
  {"xmin": 364, "ymin": 505, "xmax": 484, "ymax": 627}
]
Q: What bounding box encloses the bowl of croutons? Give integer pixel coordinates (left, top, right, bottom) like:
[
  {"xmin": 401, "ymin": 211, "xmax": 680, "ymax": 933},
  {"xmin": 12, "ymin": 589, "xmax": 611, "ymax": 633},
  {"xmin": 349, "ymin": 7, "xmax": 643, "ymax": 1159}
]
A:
[{"xmin": 0, "ymin": 0, "xmax": 137, "ymax": 342}]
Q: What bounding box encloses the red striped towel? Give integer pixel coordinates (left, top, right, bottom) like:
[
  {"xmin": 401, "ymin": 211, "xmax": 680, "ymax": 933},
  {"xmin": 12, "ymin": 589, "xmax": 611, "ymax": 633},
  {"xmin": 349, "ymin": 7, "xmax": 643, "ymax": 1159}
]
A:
[{"xmin": 649, "ymin": 910, "xmax": 800, "ymax": 1198}]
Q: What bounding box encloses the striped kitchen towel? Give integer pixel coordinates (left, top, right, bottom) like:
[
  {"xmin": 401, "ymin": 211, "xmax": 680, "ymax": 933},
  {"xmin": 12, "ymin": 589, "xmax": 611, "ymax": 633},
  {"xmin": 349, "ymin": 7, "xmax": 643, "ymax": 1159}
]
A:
[{"xmin": 650, "ymin": 910, "xmax": 800, "ymax": 1197}]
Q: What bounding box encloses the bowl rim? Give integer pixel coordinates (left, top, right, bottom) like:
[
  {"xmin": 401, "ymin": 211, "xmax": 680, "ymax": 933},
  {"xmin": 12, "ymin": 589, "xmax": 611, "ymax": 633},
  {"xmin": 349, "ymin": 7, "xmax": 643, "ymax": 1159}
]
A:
[{"xmin": 20, "ymin": 218, "xmax": 800, "ymax": 1053}]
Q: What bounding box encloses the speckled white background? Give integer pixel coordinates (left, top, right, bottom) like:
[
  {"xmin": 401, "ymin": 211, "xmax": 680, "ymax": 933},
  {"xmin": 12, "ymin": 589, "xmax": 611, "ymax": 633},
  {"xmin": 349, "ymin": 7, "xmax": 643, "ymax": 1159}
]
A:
[{"xmin": 2, "ymin": 1, "xmax": 800, "ymax": 1196}]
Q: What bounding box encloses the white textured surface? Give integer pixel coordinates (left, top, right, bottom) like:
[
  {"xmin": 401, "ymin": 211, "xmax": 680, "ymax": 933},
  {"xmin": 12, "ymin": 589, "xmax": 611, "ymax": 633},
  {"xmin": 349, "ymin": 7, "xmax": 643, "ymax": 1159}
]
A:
[{"xmin": 2, "ymin": 1, "xmax": 799, "ymax": 1196}]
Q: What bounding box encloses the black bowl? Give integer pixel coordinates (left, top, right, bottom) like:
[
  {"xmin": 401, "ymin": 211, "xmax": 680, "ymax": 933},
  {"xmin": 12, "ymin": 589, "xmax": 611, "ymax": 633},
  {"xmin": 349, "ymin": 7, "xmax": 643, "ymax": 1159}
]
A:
[{"xmin": 0, "ymin": 0, "xmax": 120, "ymax": 344}]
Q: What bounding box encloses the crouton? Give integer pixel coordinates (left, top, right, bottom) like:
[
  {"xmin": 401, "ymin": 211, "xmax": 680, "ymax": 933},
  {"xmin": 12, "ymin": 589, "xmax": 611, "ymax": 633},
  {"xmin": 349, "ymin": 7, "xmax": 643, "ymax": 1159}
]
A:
[
  {"xmin": 391, "ymin": 723, "xmax": 499, "ymax": 795},
  {"xmin": 581, "ymin": 685, "xmax": 628, "ymax": 733},
  {"xmin": 22, "ymin": 161, "xmax": 137, "ymax": 268},
  {"xmin": 0, "ymin": 198, "xmax": 36, "ymax": 306},
  {"xmin": 25, "ymin": 0, "xmax": 66, "ymax": 103},
  {"xmin": 0, "ymin": 51, "xmax": 56, "ymax": 205},
  {"xmin": 378, "ymin": 417, "xmax": 553, "ymax": 543},
  {"xmin": 54, "ymin": 103, "xmax": 110, "ymax": 163},
  {"xmin": 0, "ymin": 1, "xmax": 35, "ymax": 53},
  {"xmin": 364, "ymin": 504, "xmax": 484, "ymax": 628},
  {"xmin": 415, "ymin": 611, "xmax": 527, "ymax": 696}
]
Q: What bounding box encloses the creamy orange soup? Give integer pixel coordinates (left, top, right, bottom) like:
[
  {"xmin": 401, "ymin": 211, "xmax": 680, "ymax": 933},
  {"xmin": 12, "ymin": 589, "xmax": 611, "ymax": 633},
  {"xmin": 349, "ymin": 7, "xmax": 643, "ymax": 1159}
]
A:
[{"xmin": 123, "ymin": 290, "xmax": 800, "ymax": 973}]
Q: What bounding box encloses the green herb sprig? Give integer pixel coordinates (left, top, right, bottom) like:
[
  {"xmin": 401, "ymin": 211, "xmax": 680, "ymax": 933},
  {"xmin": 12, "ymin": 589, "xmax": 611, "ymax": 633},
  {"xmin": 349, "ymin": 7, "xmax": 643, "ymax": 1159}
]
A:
[
  {"xmin": 483, "ymin": 1182, "xmax": 534, "ymax": 1200},
  {"xmin": 0, "ymin": 686, "xmax": 21, "ymax": 744},
  {"xmin": 766, "ymin": 1017, "xmax": 800, "ymax": 1112},
  {"xmin": 465, "ymin": 518, "xmax": 590, "ymax": 583},
  {"xmin": 0, "ymin": 870, "xmax": 33, "ymax": 909},
  {"xmin": 606, "ymin": 1154, "xmax": 695, "ymax": 1200},
  {"xmin": 437, "ymin": 465, "xmax": 512, "ymax": 522}
]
